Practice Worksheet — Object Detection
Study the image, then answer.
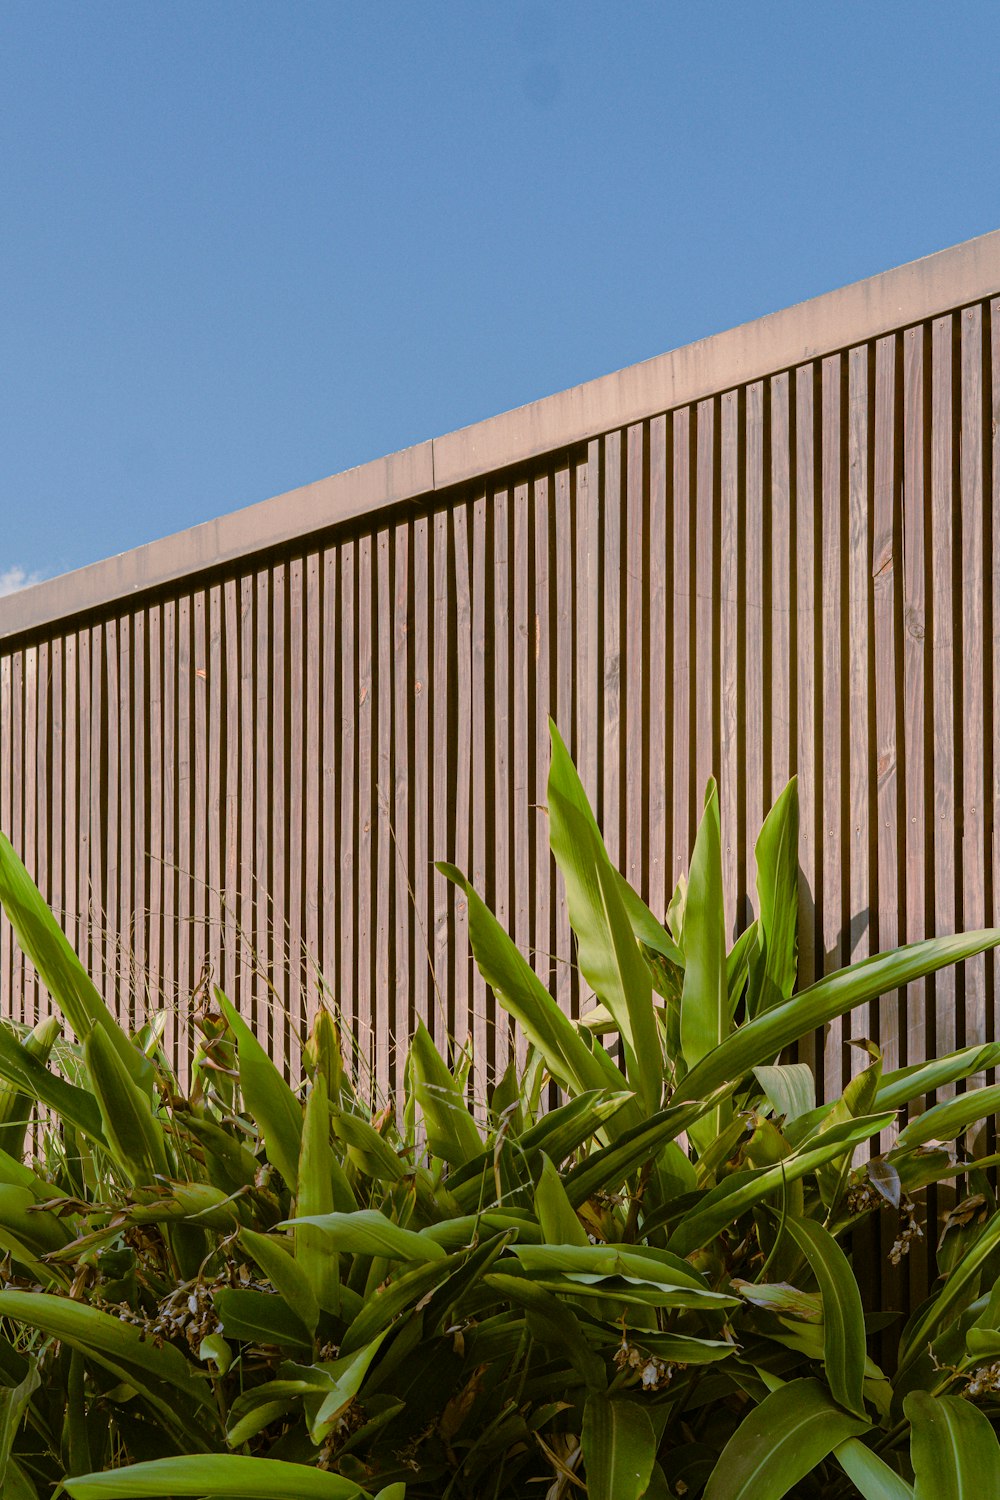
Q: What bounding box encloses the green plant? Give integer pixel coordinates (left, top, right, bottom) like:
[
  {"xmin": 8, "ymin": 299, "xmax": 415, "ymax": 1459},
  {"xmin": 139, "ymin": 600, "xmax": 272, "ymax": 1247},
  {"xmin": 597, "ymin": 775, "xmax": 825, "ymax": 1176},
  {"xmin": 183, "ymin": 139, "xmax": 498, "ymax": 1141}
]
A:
[{"xmin": 0, "ymin": 723, "xmax": 996, "ymax": 1496}]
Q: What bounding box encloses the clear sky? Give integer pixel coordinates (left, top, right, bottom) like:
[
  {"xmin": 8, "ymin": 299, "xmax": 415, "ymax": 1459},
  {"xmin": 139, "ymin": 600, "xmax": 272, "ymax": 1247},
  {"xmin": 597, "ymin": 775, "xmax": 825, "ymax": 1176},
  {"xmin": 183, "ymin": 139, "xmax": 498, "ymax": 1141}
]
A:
[{"xmin": 3, "ymin": 2, "xmax": 1000, "ymax": 590}]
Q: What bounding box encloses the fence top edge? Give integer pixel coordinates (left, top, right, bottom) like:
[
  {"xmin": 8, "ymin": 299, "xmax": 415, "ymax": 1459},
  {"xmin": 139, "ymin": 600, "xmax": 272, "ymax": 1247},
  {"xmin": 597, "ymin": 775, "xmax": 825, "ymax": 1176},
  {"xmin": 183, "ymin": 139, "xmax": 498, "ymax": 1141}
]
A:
[{"xmin": 3, "ymin": 227, "xmax": 1000, "ymax": 645}]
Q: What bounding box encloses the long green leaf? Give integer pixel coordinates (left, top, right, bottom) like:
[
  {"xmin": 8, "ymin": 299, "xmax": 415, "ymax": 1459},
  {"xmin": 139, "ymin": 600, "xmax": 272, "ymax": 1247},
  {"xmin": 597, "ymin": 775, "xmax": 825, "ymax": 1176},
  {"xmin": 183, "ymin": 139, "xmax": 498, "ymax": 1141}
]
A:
[
  {"xmin": 0, "ymin": 1019, "xmax": 104, "ymax": 1142},
  {"xmin": 894, "ymin": 1084, "xmax": 1000, "ymax": 1151},
  {"xmin": 0, "ymin": 1290, "xmax": 213, "ymax": 1416},
  {"xmin": 748, "ymin": 778, "xmax": 799, "ymax": 1017},
  {"xmin": 438, "ymin": 863, "xmax": 632, "ymax": 1116},
  {"xmin": 562, "ymin": 1091, "xmax": 724, "ymax": 1207},
  {"xmin": 702, "ymin": 1378, "xmax": 869, "ymax": 1500},
  {"xmin": 216, "ymin": 988, "xmax": 302, "ymax": 1193},
  {"xmin": 875, "ymin": 1045, "xmax": 1000, "ymax": 1111},
  {"xmin": 668, "ymin": 1114, "xmax": 895, "ymax": 1255},
  {"xmin": 898, "ymin": 1210, "xmax": 1000, "ymax": 1370},
  {"xmin": 62, "ymin": 1454, "xmax": 373, "ymax": 1499},
  {"xmin": 0, "ymin": 834, "xmax": 149, "ymax": 1087},
  {"xmin": 783, "ymin": 1214, "xmax": 867, "ymax": 1416},
  {"xmin": 84, "ymin": 1025, "xmax": 168, "ymax": 1184},
  {"xmin": 410, "ymin": 1019, "xmax": 483, "ymax": 1166},
  {"xmin": 238, "ymin": 1227, "xmax": 319, "ymax": 1337},
  {"xmin": 547, "ymin": 722, "xmax": 681, "ymax": 966},
  {"xmin": 546, "ymin": 780, "xmax": 662, "ymax": 1114},
  {"xmin": 836, "ymin": 1439, "xmax": 914, "ymax": 1500},
  {"xmin": 680, "ymin": 781, "xmax": 728, "ymax": 1071},
  {"xmin": 676, "ymin": 931, "xmax": 1000, "ymax": 1103},
  {"xmin": 280, "ymin": 1208, "xmax": 446, "ymax": 1264},
  {"xmin": 0, "ymin": 1355, "xmax": 39, "ymax": 1492},
  {"xmin": 582, "ymin": 1392, "xmax": 656, "ymax": 1500},
  {"xmin": 296, "ymin": 1076, "xmax": 341, "ymax": 1315},
  {"xmin": 906, "ymin": 1391, "xmax": 1000, "ymax": 1498}
]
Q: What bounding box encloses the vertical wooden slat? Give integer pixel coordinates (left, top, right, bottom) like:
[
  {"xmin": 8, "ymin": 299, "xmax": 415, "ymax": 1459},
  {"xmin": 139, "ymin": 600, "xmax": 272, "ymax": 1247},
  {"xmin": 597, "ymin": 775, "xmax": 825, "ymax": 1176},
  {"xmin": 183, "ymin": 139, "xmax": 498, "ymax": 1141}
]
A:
[
  {"xmin": 23, "ymin": 644, "xmax": 38, "ymax": 1023},
  {"xmin": 647, "ymin": 416, "xmax": 669, "ymax": 921},
  {"xmin": 531, "ymin": 477, "xmax": 552, "ymax": 1003},
  {"xmin": 287, "ymin": 557, "xmax": 305, "ymax": 1073},
  {"xmin": 511, "ymin": 482, "xmax": 531, "ymax": 1064},
  {"xmin": 338, "ymin": 541, "xmax": 358, "ymax": 1053},
  {"xmin": 191, "ymin": 590, "xmax": 208, "ymax": 1044},
  {"xmin": 745, "ymin": 383, "xmax": 765, "ymax": 902},
  {"xmin": 322, "ymin": 545, "xmax": 340, "ymax": 1024},
  {"xmin": 453, "ymin": 502, "xmax": 473, "ymax": 1053},
  {"xmin": 961, "ymin": 305, "xmax": 987, "ymax": 1073},
  {"xmin": 873, "ymin": 336, "xmax": 901, "ymax": 1072},
  {"xmin": 671, "ymin": 411, "xmax": 692, "ymax": 886},
  {"xmin": 821, "ymin": 356, "xmax": 845, "ymax": 1098},
  {"xmin": 207, "ymin": 585, "xmax": 223, "ymax": 996},
  {"xmin": 903, "ymin": 323, "xmax": 933, "ymax": 1304},
  {"xmin": 374, "ymin": 528, "xmax": 393, "ymax": 1099},
  {"xmin": 177, "ymin": 594, "xmax": 192, "ymax": 1069},
  {"xmin": 470, "ymin": 494, "xmax": 490, "ymax": 1088},
  {"xmin": 719, "ymin": 391, "xmax": 741, "ymax": 927},
  {"xmin": 238, "ymin": 577, "xmax": 255, "ymax": 1025},
  {"xmin": 770, "ymin": 372, "xmax": 793, "ymax": 803},
  {"xmin": 63, "ymin": 633, "xmax": 79, "ymax": 981},
  {"xmin": 0, "ymin": 654, "xmax": 10, "ymax": 1003},
  {"xmin": 146, "ymin": 611, "xmax": 162, "ymax": 1024},
  {"xmin": 304, "ymin": 551, "xmax": 321, "ymax": 1037},
  {"xmin": 795, "ymin": 365, "xmax": 819, "ymax": 996},
  {"xmin": 577, "ymin": 442, "xmax": 601, "ymax": 812},
  {"xmin": 161, "ymin": 605, "xmax": 176, "ymax": 1068},
  {"xmin": 132, "ymin": 611, "xmax": 147, "ymax": 1019},
  {"xmin": 554, "ymin": 463, "xmax": 574, "ymax": 1016},
  {"xmin": 118, "ymin": 619, "xmax": 132, "ymax": 1026},
  {"xmin": 625, "ymin": 425, "xmax": 646, "ymax": 893},
  {"xmin": 411, "ymin": 517, "xmax": 432, "ymax": 1040},
  {"xmin": 903, "ymin": 326, "xmax": 930, "ymax": 1076},
  {"xmin": 356, "ymin": 536, "xmax": 374, "ymax": 1096},
  {"xmin": 931, "ymin": 315, "xmax": 958, "ymax": 1075},
  {"xmin": 393, "ymin": 520, "xmax": 412, "ymax": 1096},
  {"xmin": 602, "ymin": 437, "xmax": 622, "ymax": 865},
  {"xmin": 492, "ymin": 486, "xmax": 511, "ymax": 1069},
  {"xmin": 223, "ymin": 580, "xmax": 240, "ymax": 998},
  {"xmin": 269, "ymin": 565, "xmax": 286, "ymax": 1077},
  {"xmin": 431, "ymin": 509, "xmax": 452, "ymax": 1054},
  {"xmin": 695, "ymin": 399, "xmax": 717, "ymax": 821}
]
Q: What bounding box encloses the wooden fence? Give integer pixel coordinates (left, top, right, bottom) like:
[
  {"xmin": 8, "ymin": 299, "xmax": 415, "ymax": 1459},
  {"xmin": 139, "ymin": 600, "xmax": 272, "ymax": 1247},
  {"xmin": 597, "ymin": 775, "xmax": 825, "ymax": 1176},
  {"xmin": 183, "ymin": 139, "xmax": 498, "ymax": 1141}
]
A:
[{"xmin": 2, "ymin": 231, "xmax": 999, "ymax": 1140}]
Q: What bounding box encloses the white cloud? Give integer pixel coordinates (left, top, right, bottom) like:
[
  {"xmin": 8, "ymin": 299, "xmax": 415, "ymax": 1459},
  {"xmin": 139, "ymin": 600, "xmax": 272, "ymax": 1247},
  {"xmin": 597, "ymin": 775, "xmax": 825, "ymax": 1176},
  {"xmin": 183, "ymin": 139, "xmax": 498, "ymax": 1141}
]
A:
[{"xmin": 0, "ymin": 567, "xmax": 44, "ymax": 598}]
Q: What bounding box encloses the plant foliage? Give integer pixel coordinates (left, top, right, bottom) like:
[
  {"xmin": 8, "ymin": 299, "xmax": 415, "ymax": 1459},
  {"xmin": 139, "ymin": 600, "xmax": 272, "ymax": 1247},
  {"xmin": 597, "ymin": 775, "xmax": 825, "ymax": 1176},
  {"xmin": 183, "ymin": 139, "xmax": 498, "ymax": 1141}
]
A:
[{"xmin": 0, "ymin": 723, "xmax": 997, "ymax": 1496}]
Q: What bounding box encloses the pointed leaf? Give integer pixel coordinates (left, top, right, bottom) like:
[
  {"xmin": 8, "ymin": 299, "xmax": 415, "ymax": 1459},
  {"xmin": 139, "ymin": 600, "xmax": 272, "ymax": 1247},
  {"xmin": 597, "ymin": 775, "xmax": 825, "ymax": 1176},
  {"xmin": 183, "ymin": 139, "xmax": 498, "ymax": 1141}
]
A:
[
  {"xmin": 676, "ymin": 931, "xmax": 1000, "ymax": 1104},
  {"xmin": 216, "ymin": 988, "xmax": 302, "ymax": 1192},
  {"xmin": 62, "ymin": 1454, "xmax": 373, "ymax": 1498},
  {"xmin": 410, "ymin": 1019, "xmax": 482, "ymax": 1165},
  {"xmin": 702, "ymin": 1378, "xmax": 869, "ymax": 1500},
  {"xmin": 280, "ymin": 1208, "xmax": 446, "ymax": 1264},
  {"xmin": 906, "ymin": 1391, "xmax": 1000, "ymax": 1499},
  {"xmin": 547, "ymin": 779, "xmax": 662, "ymax": 1114},
  {"xmin": 0, "ymin": 833, "xmax": 149, "ymax": 1088},
  {"xmin": 438, "ymin": 863, "xmax": 632, "ymax": 1114},
  {"xmin": 783, "ymin": 1215, "xmax": 867, "ymax": 1416},
  {"xmin": 582, "ymin": 1392, "xmax": 656, "ymax": 1500},
  {"xmin": 748, "ymin": 779, "xmax": 799, "ymax": 1016}
]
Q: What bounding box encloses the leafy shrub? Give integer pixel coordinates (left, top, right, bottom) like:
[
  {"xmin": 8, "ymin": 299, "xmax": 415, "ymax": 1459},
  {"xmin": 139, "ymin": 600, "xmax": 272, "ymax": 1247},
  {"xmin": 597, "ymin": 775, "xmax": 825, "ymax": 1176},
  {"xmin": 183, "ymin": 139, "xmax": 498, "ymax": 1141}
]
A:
[{"xmin": 0, "ymin": 725, "xmax": 997, "ymax": 1497}]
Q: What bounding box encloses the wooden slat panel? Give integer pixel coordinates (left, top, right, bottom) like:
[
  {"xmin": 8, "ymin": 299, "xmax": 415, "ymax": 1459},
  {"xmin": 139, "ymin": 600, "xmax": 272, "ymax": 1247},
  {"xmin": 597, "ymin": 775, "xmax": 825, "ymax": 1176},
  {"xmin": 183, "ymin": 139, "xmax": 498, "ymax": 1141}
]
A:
[
  {"xmin": 873, "ymin": 336, "xmax": 901, "ymax": 1071},
  {"xmin": 795, "ymin": 364, "xmax": 819, "ymax": 996},
  {"xmin": 821, "ymin": 356, "xmax": 846, "ymax": 1099},
  {"xmin": 719, "ymin": 391, "xmax": 741, "ymax": 929},
  {"xmin": 961, "ymin": 305, "xmax": 987, "ymax": 1081},
  {"xmin": 671, "ymin": 410, "xmax": 692, "ymax": 889},
  {"xmin": 931, "ymin": 315, "xmax": 958, "ymax": 1077},
  {"xmin": 647, "ymin": 416, "xmax": 669, "ymax": 921}
]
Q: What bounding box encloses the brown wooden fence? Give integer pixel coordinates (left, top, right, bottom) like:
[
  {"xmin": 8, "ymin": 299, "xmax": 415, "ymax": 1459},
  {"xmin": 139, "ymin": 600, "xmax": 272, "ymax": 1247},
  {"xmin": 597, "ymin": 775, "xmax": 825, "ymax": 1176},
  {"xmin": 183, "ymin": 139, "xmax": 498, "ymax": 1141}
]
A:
[{"xmin": 2, "ymin": 230, "xmax": 999, "ymax": 1135}]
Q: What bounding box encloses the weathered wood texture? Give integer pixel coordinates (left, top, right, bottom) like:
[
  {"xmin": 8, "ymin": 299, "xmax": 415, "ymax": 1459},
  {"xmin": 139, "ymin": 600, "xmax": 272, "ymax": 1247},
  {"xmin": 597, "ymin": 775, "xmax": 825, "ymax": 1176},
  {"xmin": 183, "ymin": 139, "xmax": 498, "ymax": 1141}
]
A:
[{"xmin": 0, "ymin": 253, "xmax": 998, "ymax": 1147}]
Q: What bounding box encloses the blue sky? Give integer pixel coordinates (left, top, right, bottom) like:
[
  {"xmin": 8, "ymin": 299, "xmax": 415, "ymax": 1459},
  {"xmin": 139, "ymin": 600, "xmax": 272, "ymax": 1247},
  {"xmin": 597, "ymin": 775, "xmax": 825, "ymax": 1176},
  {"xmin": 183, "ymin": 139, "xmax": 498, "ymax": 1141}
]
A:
[{"xmin": 3, "ymin": 2, "xmax": 1000, "ymax": 588}]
